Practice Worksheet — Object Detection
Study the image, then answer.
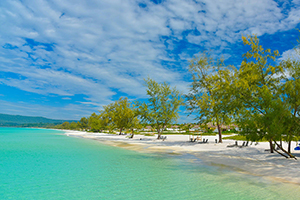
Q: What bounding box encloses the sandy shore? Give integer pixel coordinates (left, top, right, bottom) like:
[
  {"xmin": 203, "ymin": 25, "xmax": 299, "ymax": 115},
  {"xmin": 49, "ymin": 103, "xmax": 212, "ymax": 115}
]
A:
[{"xmin": 63, "ymin": 130, "xmax": 300, "ymax": 185}]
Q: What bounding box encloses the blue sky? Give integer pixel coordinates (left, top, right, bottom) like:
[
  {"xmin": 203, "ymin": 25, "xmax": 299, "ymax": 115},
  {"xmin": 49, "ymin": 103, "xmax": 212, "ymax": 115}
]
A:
[{"xmin": 0, "ymin": 0, "xmax": 300, "ymax": 122}]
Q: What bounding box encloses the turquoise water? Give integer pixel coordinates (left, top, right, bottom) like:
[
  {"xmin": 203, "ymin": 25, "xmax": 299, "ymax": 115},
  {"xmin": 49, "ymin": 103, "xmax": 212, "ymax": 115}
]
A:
[{"xmin": 0, "ymin": 127, "xmax": 299, "ymax": 199}]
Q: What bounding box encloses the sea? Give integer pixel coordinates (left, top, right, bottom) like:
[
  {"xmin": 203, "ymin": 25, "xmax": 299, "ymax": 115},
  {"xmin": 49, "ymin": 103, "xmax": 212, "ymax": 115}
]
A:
[{"xmin": 0, "ymin": 127, "xmax": 299, "ymax": 200}]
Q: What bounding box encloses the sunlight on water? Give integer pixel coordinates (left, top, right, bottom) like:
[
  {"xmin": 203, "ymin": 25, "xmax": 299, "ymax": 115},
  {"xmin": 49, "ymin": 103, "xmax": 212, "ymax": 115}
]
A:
[{"xmin": 0, "ymin": 127, "xmax": 299, "ymax": 199}]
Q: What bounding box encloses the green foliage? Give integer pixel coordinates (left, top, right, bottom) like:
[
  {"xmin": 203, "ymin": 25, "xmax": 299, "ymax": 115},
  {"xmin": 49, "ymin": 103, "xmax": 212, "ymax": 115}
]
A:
[
  {"xmin": 161, "ymin": 131, "xmax": 190, "ymax": 135},
  {"xmin": 88, "ymin": 97, "xmax": 139, "ymax": 135},
  {"xmin": 69, "ymin": 122, "xmax": 79, "ymax": 130},
  {"xmin": 223, "ymin": 135, "xmax": 248, "ymax": 141},
  {"xmin": 110, "ymin": 97, "xmax": 139, "ymax": 134},
  {"xmin": 143, "ymin": 133, "xmax": 155, "ymax": 136},
  {"xmin": 136, "ymin": 78, "xmax": 184, "ymax": 139},
  {"xmin": 230, "ymin": 35, "xmax": 300, "ymax": 156},
  {"xmin": 61, "ymin": 122, "xmax": 70, "ymax": 129},
  {"xmin": 77, "ymin": 117, "xmax": 88, "ymax": 131},
  {"xmin": 187, "ymin": 51, "xmax": 235, "ymax": 142},
  {"xmin": 280, "ymin": 51, "xmax": 300, "ymax": 143},
  {"xmin": 88, "ymin": 113, "xmax": 102, "ymax": 132}
]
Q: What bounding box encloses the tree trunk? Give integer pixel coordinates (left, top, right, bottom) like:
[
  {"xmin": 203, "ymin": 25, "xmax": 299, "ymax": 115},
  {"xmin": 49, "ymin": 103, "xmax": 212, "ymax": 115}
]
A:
[
  {"xmin": 130, "ymin": 129, "xmax": 134, "ymax": 138},
  {"xmin": 274, "ymin": 148, "xmax": 288, "ymax": 158},
  {"xmin": 280, "ymin": 138, "xmax": 282, "ymax": 148},
  {"xmin": 216, "ymin": 123, "xmax": 222, "ymax": 143},
  {"xmin": 269, "ymin": 139, "xmax": 274, "ymax": 153},
  {"xmin": 273, "ymin": 140, "xmax": 297, "ymax": 159},
  {"xmin": 288, "ymin": 140, "xmax": 291, "ymax": 153},
  {"xmin": 119, "ymin": 127, "xmax": 123, "ymax": 135},
  {"xmin": 157, "ymin": 128, "xmax": 161, "ymax": 139}
]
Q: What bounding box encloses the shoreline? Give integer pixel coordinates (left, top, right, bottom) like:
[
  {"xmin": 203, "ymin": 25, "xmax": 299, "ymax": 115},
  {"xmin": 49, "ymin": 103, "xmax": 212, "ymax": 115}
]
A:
[{"xmin": 63, "ymin": 130, "xmax": 300, "ymax": 185}]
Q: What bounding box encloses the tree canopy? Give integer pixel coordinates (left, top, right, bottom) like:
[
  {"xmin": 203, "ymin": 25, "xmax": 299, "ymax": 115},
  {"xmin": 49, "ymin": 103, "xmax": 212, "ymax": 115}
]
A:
[
  {"xmin": 187, "ymin": 52, "xmax": 235, "ymax": 142},
  {"xmin": 136, "ymin": 78, "xmax": 184, "ymax": 139},
  {"xmin": 231, "ymin": 35, "xmax": 299, "ymax": 158}
]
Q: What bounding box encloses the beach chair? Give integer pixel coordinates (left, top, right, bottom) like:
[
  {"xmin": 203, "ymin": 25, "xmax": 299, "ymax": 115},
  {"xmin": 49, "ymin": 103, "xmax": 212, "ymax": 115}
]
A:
[
  {"xmin": 294, "ymin": 142, "xmax": 300, "ymax": 151},
  {"xmin": 126, "ymin": 134, "xmax": 133, "ymax": 139},
  {"xmin": 227, "ymin": 141, "xmax": 238, "ymax": 148},
  {"xmin": 160, "ymin": 136, "xmax": 167, "ymax": 141},
  {"xmin": 238, "ymin": 141, "xmax": 249, "ymax": 148}
]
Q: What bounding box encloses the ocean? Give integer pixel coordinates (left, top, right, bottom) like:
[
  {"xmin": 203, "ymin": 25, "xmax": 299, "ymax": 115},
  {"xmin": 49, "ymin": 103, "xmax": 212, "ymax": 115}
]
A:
[{"xmin": 0, "ymin": 127, "xmax": 299, "ymax": 199}]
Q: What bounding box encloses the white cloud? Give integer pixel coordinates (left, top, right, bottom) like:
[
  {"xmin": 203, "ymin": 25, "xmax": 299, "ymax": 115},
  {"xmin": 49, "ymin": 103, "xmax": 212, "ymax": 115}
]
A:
[
  {"xmin": 279, "ymin": 48, "xmax": 300, "ymax": 61},
  {"xmin": 0, "ymin": 99, "xmax": 94, "ymax": 120},
  {"xmin": 0, "ymin": 0, "xmax": 299, "ymax": 120},
  {"xmin": 184, "ymin": 0, "xmax": 293, "ymax": 49}
]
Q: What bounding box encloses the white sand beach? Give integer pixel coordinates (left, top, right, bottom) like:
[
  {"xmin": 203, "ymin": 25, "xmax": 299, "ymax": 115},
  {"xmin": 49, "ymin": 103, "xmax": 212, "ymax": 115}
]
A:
[{"xmin": 64, "ymin": 130, "xmax": 300, "ymax": 185}]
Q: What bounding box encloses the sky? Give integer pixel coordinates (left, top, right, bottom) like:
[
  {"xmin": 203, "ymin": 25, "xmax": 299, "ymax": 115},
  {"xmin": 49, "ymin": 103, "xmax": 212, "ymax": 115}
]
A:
[{"xmin": 0, "ymin": 0, "xmax": 300, "ymax": 122}]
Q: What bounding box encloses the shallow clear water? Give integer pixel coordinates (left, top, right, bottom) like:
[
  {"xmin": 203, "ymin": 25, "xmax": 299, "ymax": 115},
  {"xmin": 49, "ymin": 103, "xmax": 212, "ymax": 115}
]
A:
[{"xmin": 0, "ymin": 127, "xmax": 299, "ymax": 199}]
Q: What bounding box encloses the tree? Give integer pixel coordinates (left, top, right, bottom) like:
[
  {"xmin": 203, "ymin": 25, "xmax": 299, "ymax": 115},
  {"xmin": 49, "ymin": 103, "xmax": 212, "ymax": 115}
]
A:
[
  {"xmin": 136, "ymin": 78, "xmax": 184, "ymax": 139},
  {"xmin": 77, "ymin": 117, "xmax": 88, "ymax": 131},
  {"xmin": 98, "ymin": 104, "xmax": 115, "ymax": 133},
  {"xmin": 279, "ymin": 46, "xmax": 300, "ymax": 153},
  {"xmin": 69, "ymin": 121, "xmax": 78, "ymax": 130},
  {"xmin": 128, "ymin": 117, "xmax": 141, "ymax": 138},
  {"xmin": 100, "ymin": 97, "xmax": 138, "ymax": 135},
  {"xmin": 112, "ymin": 97, "xmax": 138, "ymax": 135},
  {"xmin": 233, "ymin": 35, "xmax": 296, "ymax": 156},
  {"xmin": 187, "ymin": 52, "xmax": 234, "ymax": 143},
  {"xmin": 61, "ymin": 121, "xmax": 70, "ymax": 129},
  {"xmin": 88, "ymin": 113, "xmax": 102, "ymax": 132}
]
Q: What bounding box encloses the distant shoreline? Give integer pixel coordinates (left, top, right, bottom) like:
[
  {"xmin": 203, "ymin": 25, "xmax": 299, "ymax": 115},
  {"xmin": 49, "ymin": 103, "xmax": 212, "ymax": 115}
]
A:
[{"xmin": 62, "ymin": 130, "xmax": 300, "ymax": 185}]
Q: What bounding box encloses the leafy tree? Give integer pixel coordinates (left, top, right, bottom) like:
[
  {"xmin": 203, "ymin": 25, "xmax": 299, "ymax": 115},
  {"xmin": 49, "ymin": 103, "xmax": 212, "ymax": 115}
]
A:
[
  {"xmin": 88, "ymin": 113, "xmax": 102, "ymax": 132},
  {"xmin": 233, "ymin": 35, "xmax": 294, "ymax": 155},
  {"xmin": 111, "ymin": 97, "xmax": 138, "ymax": 135},
  {"xmin": 136, "ymin": 78, "xmax": 184, "ymax": 139},
  {"xmin": 99, "ymin": 97, "xmax": 138, "ymax": 135},
  {"xmin": 128, "ymin": 117, "xmax": 141, "ymax": 138},
  {"xmin": 61, "ymin": 121, "xmax": 70, "ymax": 129},
  {"xmin": 187, "ymin": 52, "xmax": 234, "ymax": 143},
  {"xmin": 98, "ymin": 104, "xmax": 115, "ymax": 133},
  {"xmin": 279, "ymin": 46, "xmax": 300, "ymax": 153},
  {"xmin": 77, "ymin": 117, "xmax": 88, "ymax": 131},
  {"xmin": 69, "ymin": 121, "xmax": 78, "ymax": 130}
]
